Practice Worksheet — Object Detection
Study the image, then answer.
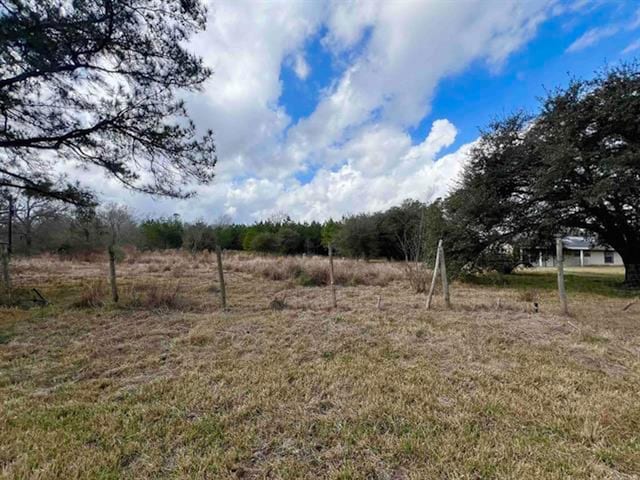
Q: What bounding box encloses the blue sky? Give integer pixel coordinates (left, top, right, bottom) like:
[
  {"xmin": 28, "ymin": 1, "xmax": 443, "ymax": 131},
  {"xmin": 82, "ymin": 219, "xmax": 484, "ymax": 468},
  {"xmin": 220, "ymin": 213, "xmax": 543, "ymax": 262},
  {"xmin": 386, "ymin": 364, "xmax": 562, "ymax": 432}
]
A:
[
  {"xmin": 279, "ymin": 1, "xmax": 640, "ymax": 167},
  {"xmin": 91, "ymin": 0, "xmax": 640, "ymax": 222},
  {"xmin": 426, "ymin": 1, "xmax": 640, "ymax": 154}
]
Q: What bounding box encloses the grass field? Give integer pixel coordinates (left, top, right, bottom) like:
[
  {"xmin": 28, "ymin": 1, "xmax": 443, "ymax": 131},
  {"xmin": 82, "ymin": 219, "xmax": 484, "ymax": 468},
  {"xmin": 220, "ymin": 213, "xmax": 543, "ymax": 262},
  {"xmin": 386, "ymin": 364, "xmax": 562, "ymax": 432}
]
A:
[
  {"xmin": 467, "ymin": 266, "xmax": 633, "ymax": 299},
  {"xmin": 1, "ymin": 251, "xmax": 639, "ymax": 479}
]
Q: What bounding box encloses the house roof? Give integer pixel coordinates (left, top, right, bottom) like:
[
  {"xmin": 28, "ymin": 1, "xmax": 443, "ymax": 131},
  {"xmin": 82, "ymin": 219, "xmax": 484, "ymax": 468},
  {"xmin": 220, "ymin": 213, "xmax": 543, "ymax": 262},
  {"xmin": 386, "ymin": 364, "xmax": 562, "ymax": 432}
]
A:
[{"xmin": 562, "ymin": 235, "xmax": 608, "ymax": 251}]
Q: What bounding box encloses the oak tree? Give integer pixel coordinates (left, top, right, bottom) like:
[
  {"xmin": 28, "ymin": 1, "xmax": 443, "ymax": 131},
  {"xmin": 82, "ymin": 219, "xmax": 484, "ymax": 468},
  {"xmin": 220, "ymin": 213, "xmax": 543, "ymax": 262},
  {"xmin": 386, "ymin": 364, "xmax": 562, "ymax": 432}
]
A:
[{"xmin": 449, "ymin": 64, "xmax": 640, "ymax": 286}]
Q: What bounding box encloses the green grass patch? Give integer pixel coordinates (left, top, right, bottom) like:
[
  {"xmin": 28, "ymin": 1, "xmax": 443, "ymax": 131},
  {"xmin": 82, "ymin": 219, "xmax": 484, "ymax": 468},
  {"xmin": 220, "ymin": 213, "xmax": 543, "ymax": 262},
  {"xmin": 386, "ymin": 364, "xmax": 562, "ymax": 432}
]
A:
[
  {"xmin": 463, "ymin": 268, "xmax": 636, "ymax": 298},
  {"xmin": 0, "ymin": 329, "xmax": 15, "ymax": 344}
]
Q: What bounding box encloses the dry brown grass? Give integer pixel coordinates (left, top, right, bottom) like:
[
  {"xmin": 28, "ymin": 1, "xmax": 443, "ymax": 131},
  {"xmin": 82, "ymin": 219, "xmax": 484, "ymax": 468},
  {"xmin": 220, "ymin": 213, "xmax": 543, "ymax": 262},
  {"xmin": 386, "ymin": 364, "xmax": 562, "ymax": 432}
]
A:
[
  {"xmin": 224, "ymin": 252, "xmax": 405, "ymax": 287},
  {"xmin": 121, "ymin": 283, "xmax": 192, "ymax": 311},
  {"xmin": 1, "ymin": 251, "xmax": 639, "ymax": 479}
]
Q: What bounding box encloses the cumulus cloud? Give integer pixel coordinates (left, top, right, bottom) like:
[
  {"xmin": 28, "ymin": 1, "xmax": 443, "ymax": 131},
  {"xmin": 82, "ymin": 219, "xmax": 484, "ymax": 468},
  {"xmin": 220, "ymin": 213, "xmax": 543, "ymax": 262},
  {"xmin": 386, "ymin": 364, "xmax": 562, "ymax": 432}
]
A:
[
  {"xmin": 286, "ymin": 0, "xmax": 553, "ymax": 167},
  {"xmin": 69, "ymin": 0, "xmax": 563, "ymax": 223},
  {"xmin": 187, "ymin": 0, "xmax": 325, "ymax": 180},
  {"xmin": 267, "ymin": 126, "xmax": 471, "ymax": 222},
  {"xmin": 74, "ymin": 119, "xmax": 470, "ymax": 222}
]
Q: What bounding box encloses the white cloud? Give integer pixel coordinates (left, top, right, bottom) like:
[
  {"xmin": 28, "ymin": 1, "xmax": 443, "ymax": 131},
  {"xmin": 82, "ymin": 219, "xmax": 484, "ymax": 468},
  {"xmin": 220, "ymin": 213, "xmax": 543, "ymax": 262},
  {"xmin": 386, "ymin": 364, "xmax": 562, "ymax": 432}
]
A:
[
  {"xmin": 70, "ymin": 0, "xmax": 564, "ymax": 223},
  {"xmin": 322, "ymin": 0, "xmax": 378, "ymax": 52},
  {"xmin": 629, "ymin": 7, "xmax": 640, "ymax": 31},
  {"xmin": 286, "ymin": 0, "xmax": 554, "ymax": 167},
  {"xmin": 187, "ymin": 0, "xmax": 326, "ymax": 180},
  {"xmin": 292, "ymin": 52, "xmax": 311, "ymax": 80},
  {"xmin": 566, "ymin": 25, "xmax": 619, "ymax": 52},
  {"xmin": 244, "ymin": 127, "xmax": 473, "ymax": 222},
  {"xmin": 622, "ymin": 38, "xmax": 640, "ymax": 54},
  {"xmin": 564, "ymin": 4, "xmax": 640, "ymax": 54},
  {"xmin": 74, "ymin": 119, "xmax": 470, "ymax": 223}
]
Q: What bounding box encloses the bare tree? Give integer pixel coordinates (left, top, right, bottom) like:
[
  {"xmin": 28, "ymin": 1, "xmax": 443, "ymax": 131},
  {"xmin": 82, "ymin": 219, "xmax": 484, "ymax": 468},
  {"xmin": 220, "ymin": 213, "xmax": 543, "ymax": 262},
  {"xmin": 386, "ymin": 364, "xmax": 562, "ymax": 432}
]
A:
[
  {"xmin": 387, "ymin": 200, "xmax": 429, "ymax": 293},
  {"xmin": 183, "ymin": 220, "xmax": 211, "ymax": 256},
  {"xmin": 400, "ymin": 213, "xmax": 429, "ymax": 293},
  {"xmin": 215, "ymin": 214, "xmax": 233, "ymax": 227},
  {"xmin": 9, "ymin": 192, "xmax": 67, "ymax": 255}
]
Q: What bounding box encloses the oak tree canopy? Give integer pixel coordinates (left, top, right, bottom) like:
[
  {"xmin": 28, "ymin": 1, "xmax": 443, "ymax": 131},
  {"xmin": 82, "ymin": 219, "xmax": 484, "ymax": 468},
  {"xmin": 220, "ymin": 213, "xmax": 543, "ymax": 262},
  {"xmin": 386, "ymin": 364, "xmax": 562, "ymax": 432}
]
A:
[{"xmin": 446, "ymin": 64, "xmax": 640, "ymax": 286}]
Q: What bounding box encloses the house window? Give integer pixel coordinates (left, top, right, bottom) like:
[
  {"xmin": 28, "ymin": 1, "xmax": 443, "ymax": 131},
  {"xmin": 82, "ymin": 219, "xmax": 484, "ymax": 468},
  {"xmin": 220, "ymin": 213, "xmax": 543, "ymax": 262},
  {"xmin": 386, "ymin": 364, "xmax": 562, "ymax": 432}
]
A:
[
  {"xmin": 604, "ymin": 251, "xmax": 614, "ymax": 264},
  {"xmin": 583, "ymin": 251, "xmax": 591, "ymax": 257}
]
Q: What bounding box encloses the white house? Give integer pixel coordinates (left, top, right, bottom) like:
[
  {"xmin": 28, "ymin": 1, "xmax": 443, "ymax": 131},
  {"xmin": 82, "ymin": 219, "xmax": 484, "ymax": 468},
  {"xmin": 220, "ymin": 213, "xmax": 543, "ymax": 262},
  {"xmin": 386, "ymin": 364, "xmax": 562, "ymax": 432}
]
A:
[{"xmin": 535, "ymin": 236, "xmax": 623, "ymax": 267}]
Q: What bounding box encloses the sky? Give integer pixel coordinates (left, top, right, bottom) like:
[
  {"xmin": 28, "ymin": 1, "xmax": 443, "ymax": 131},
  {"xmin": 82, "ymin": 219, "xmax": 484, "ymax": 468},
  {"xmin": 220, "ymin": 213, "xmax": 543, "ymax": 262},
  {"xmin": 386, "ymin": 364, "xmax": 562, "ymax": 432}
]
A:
[{"xmin": 81, "ymin": 0, "xmax": 640, "ymax": 224}]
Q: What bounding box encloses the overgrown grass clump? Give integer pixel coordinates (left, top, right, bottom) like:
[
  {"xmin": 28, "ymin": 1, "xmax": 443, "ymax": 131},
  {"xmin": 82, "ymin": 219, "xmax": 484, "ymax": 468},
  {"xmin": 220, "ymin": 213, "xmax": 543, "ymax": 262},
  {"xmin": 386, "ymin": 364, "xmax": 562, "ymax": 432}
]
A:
[
  {"xmin": 71, "ymin": 281, "xmax": 106, "ymax": 308},
  {"xmin": 123, "ymin": 283, "xmax": 189, "ymax": 311},
  {"xmin": 70, "ymin": 281, "xmax": 194, "ymax": 311},
  {"xmin": 0, "ymin": 287, "xmax": 49, "ymax": 309}
]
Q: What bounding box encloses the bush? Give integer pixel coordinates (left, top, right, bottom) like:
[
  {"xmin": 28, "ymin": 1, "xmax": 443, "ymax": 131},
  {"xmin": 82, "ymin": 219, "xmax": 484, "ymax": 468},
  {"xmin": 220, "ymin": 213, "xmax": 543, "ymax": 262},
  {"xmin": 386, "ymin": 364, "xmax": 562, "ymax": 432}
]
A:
[
  {"xmin": 251, "ymin": 232, "xmax": 278, "ymax": 253},
  {"xmin": 475, "ymin": 249, "xmax": 519, "ymax": 275},
  {"xmin": 518, "ymin": 289, "xmax": 539, "ymax": 303},
  {"xmin": 269, "ymin": 295, "xmax": 287, "ymax": 310},
  {"xmin": 57, "ymin": 248, "xmax": 105, "ymax": 263},
  {"xmin": 144, "ymin": 285, "xmax": 184, "ymax": 310},
  {"xmin": 295, "ymin": 270, "xmax": 322, "ymax": 287},
  {"xmin": 277, "ymin": 227, "xmax": 303, "ymax": 254},
  {"xmin": 404, "ymin": 262, "xmax": 429, "ymax": 293}
]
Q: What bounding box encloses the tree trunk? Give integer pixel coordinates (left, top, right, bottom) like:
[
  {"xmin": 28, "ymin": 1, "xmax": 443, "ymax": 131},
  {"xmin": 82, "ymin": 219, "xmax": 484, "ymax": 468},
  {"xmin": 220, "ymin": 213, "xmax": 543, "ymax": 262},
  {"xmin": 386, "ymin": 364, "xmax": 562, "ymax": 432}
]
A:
[
  {"xmin": 623, "ymin": 255, "xmax": 640, "ymax": 288},
  {"xmin": 25, "ymin": 225, "xmax": 32, "ymax": 256},
  {"xmin": 426, "ymin": 239, "xmax": 442, "ymax": 310},
  {"xmin": 1, "ymin": 245, "xmax": 10, "ymax": 292},
  {"xmin": 439, "ymin": 242, "xmax": 450, "ymax": 309}
]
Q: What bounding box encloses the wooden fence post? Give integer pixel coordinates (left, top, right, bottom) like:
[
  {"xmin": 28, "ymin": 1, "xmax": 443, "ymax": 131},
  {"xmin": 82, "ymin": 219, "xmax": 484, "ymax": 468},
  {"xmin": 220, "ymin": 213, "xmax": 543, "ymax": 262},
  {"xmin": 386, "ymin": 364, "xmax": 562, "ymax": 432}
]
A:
[
  {"xmin": 108, "ymin": 244, "xmax": 119, "ymax": 303},
  {"xmin": 439, "ymin": 242, "xmax": 450, "ymax": 308},
  {"xmin": 328, "ymin": 243, "xmax": 337, "ymax": 309},
  {"xmin": 215, "ymin": 245, "xmax": 227, "ymax": 309},
  {"xmin": 1, "ymin": 244, "xmax": 10, "ymax": 292},
  {"xmin": 556, "ymin": 236, "xmax": 568, "ymax": 315},
  {"xmin": 426, "ymin": 239, "xmax": 442, "ymax": 310}
]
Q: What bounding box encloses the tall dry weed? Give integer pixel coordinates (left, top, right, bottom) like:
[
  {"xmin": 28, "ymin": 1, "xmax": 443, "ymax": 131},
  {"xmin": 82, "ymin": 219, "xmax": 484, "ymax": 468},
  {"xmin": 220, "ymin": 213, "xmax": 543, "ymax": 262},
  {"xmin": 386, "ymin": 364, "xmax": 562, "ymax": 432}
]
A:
[
  {"xmin": 122, "ymin": 283, "xmax": 189, "ymax": 311},
  {"xmin": 72, "ymin": 280, "xmax": 107, "ymax": 308}
]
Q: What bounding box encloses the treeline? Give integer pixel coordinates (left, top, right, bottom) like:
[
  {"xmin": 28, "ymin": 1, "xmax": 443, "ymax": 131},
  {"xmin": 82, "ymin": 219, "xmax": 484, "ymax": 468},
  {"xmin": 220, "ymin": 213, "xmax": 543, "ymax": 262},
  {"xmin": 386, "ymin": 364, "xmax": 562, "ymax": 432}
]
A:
[{"xmin": 0, "ymin": 193, "xmax": 437, "ymax": 261}]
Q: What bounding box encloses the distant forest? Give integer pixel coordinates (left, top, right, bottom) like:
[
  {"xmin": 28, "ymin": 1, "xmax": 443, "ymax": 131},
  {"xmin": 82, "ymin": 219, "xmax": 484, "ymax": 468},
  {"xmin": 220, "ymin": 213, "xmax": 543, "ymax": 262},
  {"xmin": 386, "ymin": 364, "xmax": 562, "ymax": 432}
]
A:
[{"xmin": 0, "ymin": 194, "xmax": 437, "ymax": 262}]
